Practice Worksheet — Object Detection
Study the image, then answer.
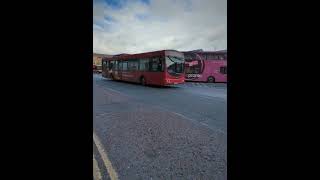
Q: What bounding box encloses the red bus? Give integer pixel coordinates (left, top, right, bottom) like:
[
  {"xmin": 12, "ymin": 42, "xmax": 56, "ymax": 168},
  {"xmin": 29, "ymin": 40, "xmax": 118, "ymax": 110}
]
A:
[
  {"xmin": 183, "ymin": 50, "xmax": 227, "ymax": 83},
  {"xmin": 102, "ymin": 50, "xmax": 185, "ymax": 86}
]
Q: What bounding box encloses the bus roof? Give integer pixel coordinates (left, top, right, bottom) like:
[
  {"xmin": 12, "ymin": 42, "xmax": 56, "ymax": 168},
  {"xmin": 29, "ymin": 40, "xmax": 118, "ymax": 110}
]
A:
[{"xmin": 103, "ymin": 50, "xmax": 181, "ymax": 60}]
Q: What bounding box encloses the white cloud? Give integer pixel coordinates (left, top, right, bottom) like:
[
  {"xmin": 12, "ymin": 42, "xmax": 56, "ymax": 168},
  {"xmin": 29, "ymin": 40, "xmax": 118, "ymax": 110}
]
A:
[{"xmin": 93, "ymin": 0, "xmax": 227, "ymax": 54}]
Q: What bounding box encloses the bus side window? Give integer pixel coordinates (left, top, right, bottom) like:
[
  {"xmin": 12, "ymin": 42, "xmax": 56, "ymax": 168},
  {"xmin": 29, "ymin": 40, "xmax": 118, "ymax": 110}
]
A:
[
  {"xmin": 158, "ymin": 57, "xmax": 164, "ymax": 71},
  {"xmin": 102, "ymin": 61, "xmax": 107, "ymax": 69},
  {"xmin": 109, "ymin": 60, "xmax": 114, "ymax": 69},
  {"xmin": 206, "ymin": 53, "xmax": 214, "ymax": 60},
  {"xmin": 224, "ymin": 54, "xmax": 227, "ymax": 60},
  {"xmin": 220, "ymin": 66, "xmax": 227, "ymax": 74},
  {"xmin": 128, "ymin": 60, "xmax": 132, "ymax": 71},
  {"xmin": 122, "ymin": 61, "xmax": 128, "ymax": 71},
  {"xmin": 151, "ymin": 60, "xmax": 157, "ymax": 71},
  {"xmin": 201, "ymin": 54, "xmax": 206, "ymax": 60},
  {"xmin": 150, "ymin": 57, "xmax": 161, "ymax": 72},
  {"xmin": 139, "ymin": 58, "xmax": 149, "ymax": 71},
  {"xmin": 127, "ymin": 59, "xmax": 136, "ymax": 71},
  {"xmin": 138, "ymin": 59, "xmax": 143, "ymax": 71},
  {"xmin": 130, "ymin": 60, "xmax": 138, "ymax": 71},
  {"xmin": 184, "ymin": 53, "xmax": 192, "ymax": 60},
  {"xmin": 118, "ymin": 61, "xmax": 122, "ymax": 70},
  {"xmin": 134, "ymin": 60, "xmax": 139, "ymax": 71},
  {"xmin": 114, "ymin": 61, "xmax": 118, "ymax": 70}
]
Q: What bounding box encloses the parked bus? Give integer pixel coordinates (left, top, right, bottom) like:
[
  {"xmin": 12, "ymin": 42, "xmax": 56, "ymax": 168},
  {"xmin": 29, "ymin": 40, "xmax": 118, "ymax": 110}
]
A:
[
  {"xmin": 102, "ymin": 50, "xmax": 185, "ymax": 86},
  {"xmin": 183, "ymin": 50, "xmax": 227, "ymax": 83}
]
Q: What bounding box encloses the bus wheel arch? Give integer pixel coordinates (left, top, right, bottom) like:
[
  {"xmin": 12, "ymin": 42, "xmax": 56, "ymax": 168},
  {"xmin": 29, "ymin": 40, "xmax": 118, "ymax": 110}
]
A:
[{"xmin": 207, "ymin": 76, "xmax": 215, "ymax": 83}]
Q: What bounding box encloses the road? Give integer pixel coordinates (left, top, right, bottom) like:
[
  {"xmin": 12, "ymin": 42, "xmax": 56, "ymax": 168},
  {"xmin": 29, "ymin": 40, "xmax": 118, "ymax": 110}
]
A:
[{"xmin": 93, "ymin": 74, "xmax": 227, "ymax": 180}]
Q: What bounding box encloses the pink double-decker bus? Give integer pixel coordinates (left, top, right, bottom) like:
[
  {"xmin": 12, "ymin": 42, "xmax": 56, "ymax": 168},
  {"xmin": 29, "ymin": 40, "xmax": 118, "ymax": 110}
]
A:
[{"xmin": 183, "ymin": 50, "xmax": 227, "ymax": 83}]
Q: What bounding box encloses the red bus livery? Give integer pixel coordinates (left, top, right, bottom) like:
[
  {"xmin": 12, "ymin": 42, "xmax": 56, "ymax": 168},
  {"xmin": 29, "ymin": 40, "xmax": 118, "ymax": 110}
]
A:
[
  {"xmin": 102, "ymin": 50, "xmax": 185, "ymax": 86},
  {"xmin": 183, "ymin": 50, "xmax": 227, "ymax": 83}
]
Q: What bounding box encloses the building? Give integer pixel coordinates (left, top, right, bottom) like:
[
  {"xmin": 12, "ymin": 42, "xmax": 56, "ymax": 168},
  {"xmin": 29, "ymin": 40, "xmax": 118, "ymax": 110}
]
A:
[
  {"xmin": 93, "ymin": 53, "xmax": 112, "ymax": 66},
  {"xmin": 93, "ymin": 53, "xmax": 113, "ymax": 72},
  {"xmin": 93, "ymin": 53, "xmax": 113, "ymax": 66}
]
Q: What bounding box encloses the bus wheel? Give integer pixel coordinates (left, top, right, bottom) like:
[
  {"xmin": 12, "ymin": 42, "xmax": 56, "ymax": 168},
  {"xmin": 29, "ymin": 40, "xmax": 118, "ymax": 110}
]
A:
[
  {"xmin": 207, "ymin": 76, "xmax": 215, "ymax": 83},
  {"xmin": 140, "ymin": 77, "xmax": 146, "ymax": 86}
]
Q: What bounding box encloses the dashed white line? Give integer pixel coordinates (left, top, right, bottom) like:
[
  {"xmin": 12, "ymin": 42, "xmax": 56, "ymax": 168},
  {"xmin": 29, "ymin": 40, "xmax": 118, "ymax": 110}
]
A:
[{"xmin": 169, "ymin": 110, "xmax": 226, "ymax": 135}]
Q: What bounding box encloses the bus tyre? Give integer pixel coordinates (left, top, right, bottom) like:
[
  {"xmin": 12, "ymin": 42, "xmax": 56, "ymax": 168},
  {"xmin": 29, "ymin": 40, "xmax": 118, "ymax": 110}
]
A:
[
  {"xmin": 207, "ymin": 76, "xmax": 215, "ymax": 83},
  {"xmin": 140, "ymin": 77, "xmax": 146, "ymax": 86}
]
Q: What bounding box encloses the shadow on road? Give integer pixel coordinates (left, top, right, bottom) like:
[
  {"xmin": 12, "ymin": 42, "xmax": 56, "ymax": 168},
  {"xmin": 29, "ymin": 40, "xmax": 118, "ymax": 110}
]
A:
[
  {"xmin": 101, "ymin": 78, "xmax": 181, "ymax": 89},
  {"xmin": 97, "ymin": 75, "xmax": 227, "ymax": 89}
]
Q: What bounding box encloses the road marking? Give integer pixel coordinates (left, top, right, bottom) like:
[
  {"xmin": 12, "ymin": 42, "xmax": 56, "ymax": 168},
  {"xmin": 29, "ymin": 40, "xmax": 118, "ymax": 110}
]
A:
[
  {"xmin": 93, "ymin": 132, "xmax": 119, "ymax": 180},
  {"xmin": 97, "ymin": 84, "xmax": 132, "ymax": 98},
  {"xmin": 96, "ymin": 113, "xmax": 111, "ymax": 117},
  {"xmin": 95, "ymin": 81, "xmax": 226, "ymax": 135},
  {"xmin": 200, "ymin": 122, "xmax": 209, "ymax": 127},
  {"xmin": 93, "ymin": 154, "xmax": 102, "ymax": 180},
  {"xmin": 170, "ymin": 111, "xmax": 226, "ymax": 135},
  {"xmin": 99, "ymin": 85, "xmax": 226, "ymax": 135},
  {"xmin": 198, "ymin": 94, "xmax": 227, "ymax": 101}
]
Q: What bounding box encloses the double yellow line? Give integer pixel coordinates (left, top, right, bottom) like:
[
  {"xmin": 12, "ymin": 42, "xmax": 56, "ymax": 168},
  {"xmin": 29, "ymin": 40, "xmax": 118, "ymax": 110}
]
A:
[{"xmin": 93, "ymin": 132, "xmax": 119, "ymax": 180}]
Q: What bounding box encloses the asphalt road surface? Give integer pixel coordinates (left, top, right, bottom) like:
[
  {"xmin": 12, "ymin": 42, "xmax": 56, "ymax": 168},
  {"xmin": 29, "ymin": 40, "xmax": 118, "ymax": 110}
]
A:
[{"xmin": 93, "ymin": 74, "xmax": 227, "ymax": 180}]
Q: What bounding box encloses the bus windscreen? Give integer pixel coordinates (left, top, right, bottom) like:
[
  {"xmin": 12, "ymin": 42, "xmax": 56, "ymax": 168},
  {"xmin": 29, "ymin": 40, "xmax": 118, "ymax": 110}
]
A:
[{"xmin": 166, "ymin": 56, "xmax": 184, "ymax": 76}]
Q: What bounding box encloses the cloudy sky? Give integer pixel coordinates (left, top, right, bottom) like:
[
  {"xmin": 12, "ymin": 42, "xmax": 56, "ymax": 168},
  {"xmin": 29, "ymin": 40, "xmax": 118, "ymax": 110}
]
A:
[{"xmin": 93, "ymin": 0, "xmax": 227, "ymax": 54}]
